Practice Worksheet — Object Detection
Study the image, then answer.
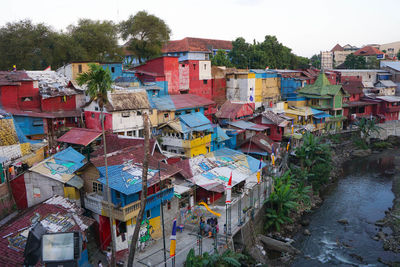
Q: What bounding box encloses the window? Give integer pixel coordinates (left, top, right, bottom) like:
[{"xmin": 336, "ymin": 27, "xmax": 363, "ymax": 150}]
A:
[
  {"xmin": 203, "ymin": 80, "xmax": 208, "ymax": 84},
  {"xmin": 95, "ymin": 107, "xmax": 99, "ymax": 111},
  {"xmin": 33, "ymin": 187, "xmax": 41, "ymax": 198},
  {"xmin": 121, "ymin": 112, "xmax": 130, "ymax": 118},
  {"xmin": 139, "ymin": 129, "xmax": 144, "ymax": 137},
  {"xmin": 116, "ymin": 191, "xmax": 121, "ymax": 199},
  {"xmin": 195, "ymin": 108, "xmax": 200, "ymax": 112},
  {"xmin": 358, "ymin": 106, "xmax": 365, "ymax": 113},
  {"xmin": 78, "ymin": 64, "xmax": 82, "ymax": 73},
  {"xmin": 146, "ymin": 210, "xmax": 151, "ymax": 219},
  {"xmin": 175, "ymin": 112, "xmax": 181, "ymax": 116},
  {"xmin": 193, "ymin": 64, "xmax": 196, "ymax": 70},
  {"xmin": 137, "ymin": 111, "xmax": 142, "ymax": 116},
  {"xmin": 32, "ymin": 120, "xmax": 43, "ymax": 126},
  {"xmin": 93, "ymin": 182, "xmax": 103, "ymax": 193},
  {"xmin": 111, "ymin": 67, "xmax": 115, "ymax": 73},
  {"xmin": 182, "ymin": 64, "xmax": 185, "ymax": 67},
  {"xmin": 21, "ymin": 97, "xmax": 33, "ymax": 102},
  {"xmin": 167, "ymin": 201, "xmax": 171, "ymax": 210},
  {"xmin": 91, "ymin": 113, "xmax": 95, "ymax": 118},
  {"xmin": 164, "ymin": 113, "xmax": 169, "ymax": 118},
  {"xmin": 204, "ymin": 64, "xmax": 207, "ymax": 70},
  {"xmin": 311, "ymin": 99, "xmax": 318, "ymax": 105}
]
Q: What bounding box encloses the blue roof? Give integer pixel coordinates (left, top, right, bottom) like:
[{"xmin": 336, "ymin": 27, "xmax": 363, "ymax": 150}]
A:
[
  {"xmin": 179, "ymin": 112, "xmax": 212, "ymax": 131},
  {"xmin": 97, "ymin": 165, "xmax": 159, "ymax": 195},
  {"xmin": 150, "ymin": 95, "xmax": 175, "ymax": 110},
  {"xmin": 52, "ymin": 147, "xmax": 86, "ymax": 173},
  {"xmin": 313, "ymin": 113, "xmax": 332, "ymax": 119},
  {"xmin": 215, "ymin": 126, "xmax": 230, "ymax": 142},
  {"xmin": 310, "ymin": 108, "xmax": 324, "ymax": 115}
]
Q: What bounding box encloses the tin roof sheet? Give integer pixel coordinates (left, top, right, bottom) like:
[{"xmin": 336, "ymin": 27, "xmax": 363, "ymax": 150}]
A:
[
  {"xmin": 57, "ymin": 128, "xmax": 102, "ymax": 146},
  {"xmin": 228, "ymin": 120, "xmax": 269, "ymax": 131}
]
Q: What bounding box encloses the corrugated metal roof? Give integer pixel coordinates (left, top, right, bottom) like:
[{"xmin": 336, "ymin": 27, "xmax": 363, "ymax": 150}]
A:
[
  {"xmin": 57, "ymin": 128, "xmax": 102, "ymax": 146},
  {"xmin": 376, "ymin": 80, "xmax": 397, "ymax": 87},
  {"xmin": 215, "ymin": 101, "xmax": 254, "ymax": 119},
  {"xmin": 179, "ymin": 112, "xmax": 212, "ymax": 131},
  {"xmin": 29, "ymin": 147, "xmax": 86, "ymax": 184},
  {"xmin": 150, "ymin": 94, "xmax": 214, "ymax": 111},
  {"xmin": 228, "ymin": 120, "xmax": 269, "ymax": 131},
  {"xmin": 381, "ymin": 61, "xmax": 400, "ymax": 71}
]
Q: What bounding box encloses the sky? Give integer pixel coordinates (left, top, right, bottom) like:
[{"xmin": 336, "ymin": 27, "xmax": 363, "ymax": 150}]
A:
[{"xmin": 2, "ymin": 0, "xmax": 400, "ymax": 57}]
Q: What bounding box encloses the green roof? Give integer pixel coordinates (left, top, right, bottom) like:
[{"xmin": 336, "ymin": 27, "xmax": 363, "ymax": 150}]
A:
[{"xmin": 297, "ymin": 73, "xmax": 344, "ymax": 98}]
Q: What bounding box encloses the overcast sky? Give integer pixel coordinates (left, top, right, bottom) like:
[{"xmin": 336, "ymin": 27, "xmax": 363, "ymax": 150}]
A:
[{"xmin": 2, "ymin": 0, "xmax": 400, "ymax": 57}]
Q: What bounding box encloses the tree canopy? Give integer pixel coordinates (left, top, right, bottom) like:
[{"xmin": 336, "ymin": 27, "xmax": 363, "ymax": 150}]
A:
[
  {"xmin": 211, "ymin": 49, "xmax": 233, "ymax": 67},
  {"xmin": 119, "ymin": 11, "xmax": 171, "ymax": 63},
  {"xmin": 343, "ymin": 54, "xmax": 367, "ymax": 69},
  {"xmin": 228, "ymin": 36, "xmax": 309, "ymax": 70}
]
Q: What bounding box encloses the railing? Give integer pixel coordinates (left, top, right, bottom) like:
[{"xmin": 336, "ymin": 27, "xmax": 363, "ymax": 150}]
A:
[{"xmin": 84, "ymin": 187, "xmax": 174, "ymax": 221}]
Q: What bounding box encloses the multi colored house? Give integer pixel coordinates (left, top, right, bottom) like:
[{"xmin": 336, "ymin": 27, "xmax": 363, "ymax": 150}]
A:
[
  {"xmin": 83, "ymin": 146, "xmax": 180, "ymax": 251},
  {"xmin": 226, "ymin": 71, "xmax": 257, "ymax": 107},
  {"xmin": 297, "ymin": 72, "xmax": 347, "ymax": 131},
  {"xmin": 158, "ymin": 112, "xmax": 213, "ymax": 158},
  {"xmin": 250, "ymin": 69, "xmax": 281, "ymax": 108},
  {"xmin": 284, "ymin": 106, "xmax": 331, "ymax": 133},
  {"xmin": 84, "ymin": 90, "xmax": 157, "ymax": 136},
  {"xmin": 149, "ymin": 94, "xmax": 216, "ymax": 123},
  {"xmin": 15, "ymin": 147, "xmax": 85, "ymax": 209},
  {"xmin": 215, "ymin": 101, "xmax": 255, "ymax": 126},
  {"xmin": 250, "ymin": 111, "xmax": 291, "ymax": 142},
  {"xmin": 173, "ymin": 148, "xmax": 265, "ymax": 203},
  {"xmin": 162, "ymin": 37, "xmax": 232, "ymax": 61}
]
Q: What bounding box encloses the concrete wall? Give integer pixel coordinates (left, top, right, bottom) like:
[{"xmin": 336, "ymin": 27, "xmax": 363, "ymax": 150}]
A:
[
  {"xmin": 199, "ymin": 61, "xmax": 212, "ymax": 80},
  {"xmin": 24, "ymin": 172, "xmax": 64, "ymax": 208},
  {"xmin": 370, "ymin": 120, "xmax": 400, "ymax": 140}
]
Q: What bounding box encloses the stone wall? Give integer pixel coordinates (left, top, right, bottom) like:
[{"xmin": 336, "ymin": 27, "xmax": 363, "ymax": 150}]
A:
[{"xmin": 370, "ymin": 121, "xmax": 400, "ymax": 140}]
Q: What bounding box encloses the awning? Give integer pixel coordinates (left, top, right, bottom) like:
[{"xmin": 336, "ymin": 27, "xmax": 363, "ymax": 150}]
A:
[
  {"xmin": 313, "ymin": 113, "xmax": 332, "ymax": 119},
  {"xmin": 57, "ymin": 128, "xmax": 102, "ymax": 146},
  {"xmin": 174, "ymin": 184, "xmax": 192, "ymax": 195},
  {"xmin": 65, "ymin": 175, "xmax": 84, "ymax": 189}
]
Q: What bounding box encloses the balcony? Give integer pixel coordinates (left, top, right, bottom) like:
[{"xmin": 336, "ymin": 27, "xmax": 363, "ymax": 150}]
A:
[
  {"xmin": 84, "ymin": 186, "xmax": 174, "ymax": 222},
  {"xmin": 84, "ymin": 193, "xmax": 141, "ymax": 222}
]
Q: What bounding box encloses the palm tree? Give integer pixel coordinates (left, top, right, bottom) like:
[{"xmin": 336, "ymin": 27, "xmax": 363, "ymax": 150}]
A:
[
  {"xmin": 355, "ymin": 117, "xmax": 382, "ymax": 144},
  {"xmin": 76, "ymin": 64, "xmax": 117, "ymax": 266}
]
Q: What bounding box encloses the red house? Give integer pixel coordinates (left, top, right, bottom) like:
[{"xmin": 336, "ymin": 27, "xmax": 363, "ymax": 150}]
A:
[
  {"xmin": 250, "ymin": 111, "xmax": 290, "ymax": 142},
  {"xmin": 376, "ymin": 96, "xmax": 400, "ymax": 121},
  {"xmin": 215, "ymin": 101, "xmax": 255, "ymax": 125}
]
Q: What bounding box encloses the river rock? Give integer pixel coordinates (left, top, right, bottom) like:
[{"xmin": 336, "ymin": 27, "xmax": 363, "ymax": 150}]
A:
[
  {"xmin": 375, "ymin": 220, "xmax": 385, "ymax": 227},
  {"xmin": 303, "ymin": 229, "xmax": 311, "ymax": 236},
  {"xmin": 300, "ymin": 219, "xmax": 310, "ymax": 226},
  {"xmin": 376, "ymin": 231, "xmax": 386, "ymax": 240},
  {"xmin": 352, "ymin": 149, "xmax": 372, "ymax": 157},
  {"xmin": 337, "ymin": 219, "xmax": 349, "ymax": 225}
]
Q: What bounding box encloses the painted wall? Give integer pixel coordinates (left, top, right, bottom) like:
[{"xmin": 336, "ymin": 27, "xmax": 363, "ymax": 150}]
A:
[
  {"xmin": 102, "ymin": 63, "xmax": 123, "ymax": 81},
  {"xmin": 211, "ymin": 78, "xmax": 226, "ymax": 106},
  {"xmin": 13, "ymin": 116, "xmax": 45, "ymax": 136},
  {"xmin": 1, "ymin": 81, "xmax": 40, "ymax": 110},
  {"xmin": 41, "ymin": 95, "xmax": 77, "ymax": 112},
  {"xmin": 198, "ymin": 61, "xmax": 212, "ymax": 80},
  {"xmin": 179, "ymin": 63, "xmax": 190, "ymax": 91},
  {"xmin": 24, "ymin": 172, "xmax": 65, "ymax": 208},
  {"xmin": 84, "ymin": 111, "xmax": 113, "ymax": 131},
  {"xmin": 9, "ymin": 174, "xmax": 28, "ymax": 210},
  {"xmin": 112, "ymin": 110, "xmax": 149, "ymax": 134}
]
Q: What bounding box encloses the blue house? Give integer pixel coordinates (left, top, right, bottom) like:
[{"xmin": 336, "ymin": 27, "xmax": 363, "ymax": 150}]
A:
[
  {"xmin": 101, "ymin": 63, "xmax": 123, "ymax": 81},
  {"xmin": 84, "ymin": 146, "xmax": 178, "ymax": 251}
]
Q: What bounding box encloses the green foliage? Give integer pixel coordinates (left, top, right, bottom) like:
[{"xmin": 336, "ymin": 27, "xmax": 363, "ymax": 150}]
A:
[
  {"xmin": 68, "ymin": 19, "xmax": 122, "ymax": 62},
  {"xmin": 119, "ymin": 11, "xmax": 171, "ymax": 64},
  {"xmin": 293, "ymin": 133, "xmax": 332, "ymax": 190},
  {"xmin": 371, "ymin": 141, "xmax": 392, "ymax": 150},
  {"xmin": 228, "ymin": 35, "xmax": 309, "ymax": 69},
  {"xmin": 397, "ymin": 50, "xmax": 400, "ymax": 60},
  {"xmin": 185, "ymin": 248, "xmax": 246, "ymax": 267},
  {"xmin": 327, "ymin": 133, "xmax": 342, "ymax": 144},
  {"xmin": 76, "ymin": 64, "xmax": 112, "ymax": 109},
  {"xmin": 211, "ymin": 49, "xmax": 232, "ymax": 67},
  {"xmin": 310, "ymin": 54, "xmax": 321, "ymax": 69},
  {"xmin": 355, "ymin": 117, "xmax": 382, "ymax": 144},
  {"xmin": 0, "ymin": 19, "xmax": 122, "ymax": 70},
  {"xmin": 344, "ymin": 54, "xmax": 367, "ymax": 69}
]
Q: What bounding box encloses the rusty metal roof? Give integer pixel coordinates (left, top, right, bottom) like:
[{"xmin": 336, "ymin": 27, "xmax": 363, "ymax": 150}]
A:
[
  {"xmin": 57, "ymin": 128, "xmax": 102, "ymax": 146},
  {"xmin": 0, "ymin": 71, "xmax": 32, "ymax": 86}
]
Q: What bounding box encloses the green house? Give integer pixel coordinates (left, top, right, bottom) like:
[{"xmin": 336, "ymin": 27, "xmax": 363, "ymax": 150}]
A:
[{"xmin": 297, "ymin": 72, "xmax": 348, "ymax": 130}]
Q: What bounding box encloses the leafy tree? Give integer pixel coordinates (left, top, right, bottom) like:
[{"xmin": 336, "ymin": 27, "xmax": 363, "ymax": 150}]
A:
[
  {"xmin": 68, "ymin": 19, "xmax": 122, "ymax": 62},
  {"xmin": 120, "ymin": 11, "xmax": 171, "ymax": 64},
  {"xmin": 344, "ymin": 53, "xmax": 366, "ymax": 69},
  {"xmin": 265, "ymin": 171, "xmax": 298, "ymax": 231},
  {"xmin": 366, "ymin": 56, "xmax": 379, "ymax": 69},
  {"xmin": 211, "ymin": 49, "xmax": 232, "ymax": 67},
  {"xmin": 76, "ymin": 64, "xmax": 117, "ymax": 265},
  {"xmin": 397, "ymin": 50, "xmax": 400, "ymax": 59},
  {"xmin": 229, "ymin": 37, "xmax": 251, "ymax": 69},
  {"xmin": 310, "ymin": 54, "xmax": 321, "ymax": 69},
  {"xmin": 354, "ymin": 117, "xmax": 382, "ymax": 145},
  {"xmin": 185, "ymin": 248, "xmax": 246, "ymax": 267}
]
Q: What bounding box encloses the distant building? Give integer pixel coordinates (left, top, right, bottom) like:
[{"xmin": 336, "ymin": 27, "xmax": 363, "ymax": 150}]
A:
[
  {"xmin": 381, "ymin": 61, "xmax": 400, "ymax": 83},
  {"xmin": 380, "ymin": 41, "xmax": 400, "ymax": 59},
  {"xmin": 354, "ymin": 45, "xmax": 385, "ymax": 60},
  {"xmin": 330, "ymin": 43, "xmax": 358, "ymax": 67},
  {"xmin": 321, "ymin": 51, "xmax": 333, "ymax": 69}
]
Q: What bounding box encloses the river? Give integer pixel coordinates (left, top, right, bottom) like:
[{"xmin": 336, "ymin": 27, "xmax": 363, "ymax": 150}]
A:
[{"xmin": 291, "ymin": 150, "xmax": 400, "ymax": 266}]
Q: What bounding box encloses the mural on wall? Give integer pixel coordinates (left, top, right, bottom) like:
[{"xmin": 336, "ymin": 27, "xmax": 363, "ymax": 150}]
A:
[{"xmin": 138, "ymin": 219, "xmax": 154, "ymax": 250}]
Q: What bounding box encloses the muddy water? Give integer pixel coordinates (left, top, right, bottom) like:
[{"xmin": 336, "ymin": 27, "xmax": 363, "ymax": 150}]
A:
[{"xmin": 292, "ymin": 150, "xmax": 399, "ymax": 266}]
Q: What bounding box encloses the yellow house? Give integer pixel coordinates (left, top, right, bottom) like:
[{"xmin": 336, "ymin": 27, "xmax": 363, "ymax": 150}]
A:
[
  {"xmin": 251, "ymin": 70, "xmax": 281, "ymax": 108},
  {"xmin": 56, "ymin": 61, "xmax": 99, "ymax": 81},
  {"xmin": 158, "ymin": 112, "xmax": 212, "ymax": 158},
  {"xmin": 284, "ymin": 106, "xmax": 331, "ymax": 132}
]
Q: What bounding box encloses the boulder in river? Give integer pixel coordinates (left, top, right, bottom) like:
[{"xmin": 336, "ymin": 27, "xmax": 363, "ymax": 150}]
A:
[
  {"xmin": 300, "ymin": 219, "xmax": 310, "ymax": 226},
  {"xmin": 303, "ymin": 229, "xmax": 311, "ymax": 236},
  {"xmin": 352, "ymin": 149, "xmax": 372, "ymax": 157},
  {"xmin": 337, "ymin": 219, "xmax": 349, "ymax": 225}
]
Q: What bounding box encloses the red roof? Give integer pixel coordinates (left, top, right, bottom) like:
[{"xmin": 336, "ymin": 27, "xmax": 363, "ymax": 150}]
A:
[
  {"xmin": 330, "ymin": 44, "xmax": 344, "ymax": 52},
  {"xmin": 91, "ymin": 134, "xmax": 159, "ymax": 158},
  {"xmin": 239, "ymin": 133, "xmax": 277, "ymax": 154},
  {"xmin": 162, "ymin": 37, "xmax": 232, "ymax": 53},
  {"xmin": 172, "ymin": 94, "xmax": 215, "ymax": 110},
  {"xmin": 0, "ymin": 196, "xmax": 94, "ymax": 267},
  {"xmin": 0, "ymin": 71, "xmax": 33, "ymax": 86},
  {"xmin": 3, "ymin": 108, "xmax": 81, "ymax": 118},
  {"xmin": 354, "ymin": 46, "xmax": 384, "ymax": 56},
  {"xmin": 342, "ymin": 80, "xmax": 364, "ymax": 95},
  {"xmin": 57, "ymin": 128, "xmax": 102, "ymax": 146},
  {"xmin": 215, "ymin": 101, "xmax": 254, "ymax": 119}
]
